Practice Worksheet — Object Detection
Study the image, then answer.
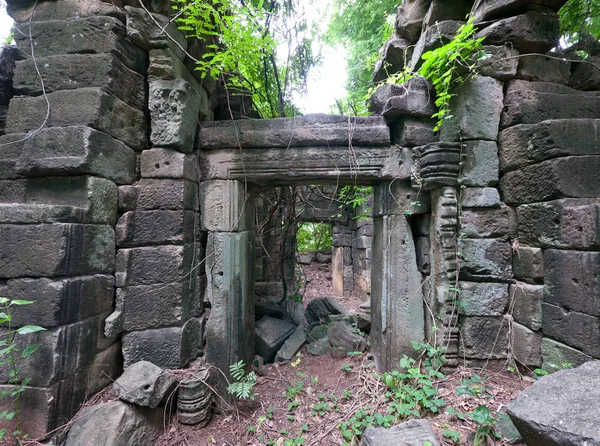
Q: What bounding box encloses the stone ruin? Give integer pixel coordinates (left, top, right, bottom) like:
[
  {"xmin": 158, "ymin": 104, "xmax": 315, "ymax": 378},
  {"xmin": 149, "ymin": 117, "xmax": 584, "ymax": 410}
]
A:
[{"xmin": 0, "ymin": 0, "xmax": 598, "ymax": 439}]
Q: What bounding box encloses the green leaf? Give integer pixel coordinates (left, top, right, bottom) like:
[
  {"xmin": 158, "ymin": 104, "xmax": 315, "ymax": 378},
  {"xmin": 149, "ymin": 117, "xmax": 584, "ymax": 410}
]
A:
[
  {"xmin": 472, "ymin": 405, "xmax": 491, "ymax": 425},
  {"xmin": 21, "ymin": 344, "xmax": 41, "ymax": 358},
  {"xmin": 10, "ymin": 300, "xmax": 34, "ymax": 306},
  {"xmin": 16, "ymin": 325, "xmax": 46, "ymax": 335},
  {"xmin": 0, "ymin": 297, "xmax": 9, "ymax": 305}
]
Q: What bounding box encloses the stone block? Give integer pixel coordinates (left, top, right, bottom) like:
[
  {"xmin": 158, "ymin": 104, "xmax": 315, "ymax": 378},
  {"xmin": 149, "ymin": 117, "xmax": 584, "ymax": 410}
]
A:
[
  {"xmin": 512, "ymin": 247, "xmax": 543, "ymax": 282},
  {"xmin": 542, "ymin": 303, "xmax": 600, "ymax": 357},
  {"xmin": 471, "ymin": 0, "xmax": 567, "ymax": 22},
  {"xmin": 513, "ymin": 323, "xmax": 542, "ymax": 367},
  {"xmin": 13, "ymin": 15, "xmax": 147, "ymax": 74},
  {"xmin": 415, "ymin": 237, "xmax": 430, "ymax": 275},
  {"xmin": 475, "ymin": 10, "xmax": 560, "ymax": 53},
  {"xmin": 0, "ymin": 223, "xmax": 115, "ymax": 279},
  {"xmin": 409, "ymin": 20, "xmax": 463, "ymax": 70},
  {"xmin": 140, "ymin": 148, "xmax": 197, "ymax": 181},
  {"xmin": 205, "ymin": 231, "xmax": 255, "ymax": 375},
  {"xmin": 116, "ymin": 244, "xmax": 198, "ymax": 287},
  {"xmin": 14, "ymin": 53, "xmax": 145, "ymax": 109},
  {"xmin": 0, "ymin": 176, "xmax": 118, "ymax": 224},
  {"xmin": 474, "ymin": 45, "xmax": 519, "ymax": 80},
  {"xmin": 275, "ymin": 327, "xmax": 307, "ymax": 362},
  {"xmin": 501, "ymin": 85, "xmax": 600, "ymax": 128},
  {"xmin": 149, "ymin": 79, "xmax": 201, "ymax": 153},
  {"xmin": 461, "ymin": 140, "xmax": 499, "ymax": 187},
  {"xmin": 544, "ymin": 249, "xmax": 600, "ymax": 317},
  {"xmin": 113, "ymin": 361, "xmax": 178, "ymax": 408},
  {"xmin": 390, "ymin": 117, "xmax": 437, "ymax": 147},
  {"xmin": 498, "ymin": 119, "xmax": 600, "ymax": 172},
  {"xmin": 0, "ymin": 133, "xmax": 26, "ymax": 180},
  {"xmin": 375, "ymin": 78, "xmax": 438, "ymax": 119},
  {"xmin": 255, "ymin": 282, "xmax": 285, "ymax": 300},
  {"xmin": 461, "ymin": 187, "xmax": 501, "ymax": 208},
  {"xmin": 459, "ymin": 316, "xmax": 509, "ymax": 359},
  {"xmin": 439, "ymin": 76, "xmax": 504, "ymax": 142},
  {"xmin": 328, "ymin": 321, "xmax": 367, "ymax": 353},
  {"xmin": 541, "ymin": 337, "xmax": 592, "ymax": 369},
  {"xmin": 356, "ymin": 236, "xmax": 370, "ymax": 250},
  {"xmin": 395, "ymin": 0, "xmax": 431, "ymax": 42},
  {"xmin": 136, "ymin": 179, "xmax": 198, "ymax": 211},
  {"xmin": 255, "ymin": 316, "xmax": 296, "ymax": 363},
  {"xmin": 344, "ymin": 266, "xmax": 355, "ymax": 292},
  {"xmin": 200, "ymin": 180, "xmax": 251, "ymax": 232},
  {"xmin": 6, "ymin": 88, "xmax": 147, "ymax": 150},
  {"xmin": 116, "ymin": 210, "xmax": 197, "ymax": 247},
  {"xmin": 363, "ymin": 419, "xmax": 439, "ymax": 446},
  {"xmin": 372, "ymin": 35, "xmax": 412, "ymax": 83},
  {"xmin": 122, "ymin": 317, "xmax": 200, "ymax": 368},
  {"xmin": 357, "ymin": 224, "xmax": 373, "ymax": 237},
  {"xmin": 459, "ymin": 238, "xmax": 512, "ymax": 282},
  {"xmin": 571, "ymin": 55, "xmax": 600, "ymax": 91},
  {"xmin": 86, "ymin": 341, "xmax": 123, "ymax": 397},
  {"xmin": 8, "ymin": 0, "xmax": 125, "ymax": 22},
  {"xmin": 501, "ymin": 156, "xmax": 600, "ymax": 204},
  {"xmin": 13, "ymin": 126, "xmax": 136, "ymax": 184},
  {"xmin": 461, "ymin": 205, "xmax": 515, "ymax": 238},
  {"xmin": 422, "ymin": 0, "xmax": 472, "ymax": 28},
  {"xmin": 373, "ymin": 180, "xmax": 429, "ymax": 216},
  {"xmin": 118, "ymin": 185, "xmax": 140, "ymax": 212},
  {"xmin": 511, "ymin": 282, "xmax": 543, "ymax": 331},
  {"xmin": 516, "ymin": 54, "xmax": 571, "ymax": 84},
  {"xmin": 458, "ymin": 282, "xmax": 509, "ymax": 316},
  {"xmin": 333, "ymin": 233, "xmax": 352, "ymax": 247},
  {"xmin": 0, "ymin": 275, "xmax": 114, "ymax": 328},
  {"xmin": 517, "ymin": 199, "xmax": 600, "ymax": 249},
  {"xmin": 199, "ymin": 114, "xmax": 390, "ymax": 149},
  {"xmin": 305, "ymin": 297, "xmax": 348, "ymax": 325}
]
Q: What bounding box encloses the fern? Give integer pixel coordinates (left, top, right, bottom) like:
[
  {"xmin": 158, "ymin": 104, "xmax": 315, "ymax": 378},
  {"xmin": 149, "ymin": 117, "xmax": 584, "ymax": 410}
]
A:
[{"xmin": 227, "ymin": 361, "xmax": 257, "ymax": 400}]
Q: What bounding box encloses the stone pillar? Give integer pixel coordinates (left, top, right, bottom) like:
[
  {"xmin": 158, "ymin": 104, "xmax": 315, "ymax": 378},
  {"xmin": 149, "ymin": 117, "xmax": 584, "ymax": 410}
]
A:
[
  {"xmin": 332, "ymin": 246, "xmax": 344, "ymax": 295},
  {"xmin": 371, "ymin": 181, "xmax": 424, "ymax": 372}
]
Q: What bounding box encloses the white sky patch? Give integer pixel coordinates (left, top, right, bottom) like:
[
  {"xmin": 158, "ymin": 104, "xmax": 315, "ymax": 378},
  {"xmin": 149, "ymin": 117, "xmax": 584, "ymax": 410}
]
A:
[{"xmin": 0, "ymin": 6, "xmax": 13, "ymax": 43}]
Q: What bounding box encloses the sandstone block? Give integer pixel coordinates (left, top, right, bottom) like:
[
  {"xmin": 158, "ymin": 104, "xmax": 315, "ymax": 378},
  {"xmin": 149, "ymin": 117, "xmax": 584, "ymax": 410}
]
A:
[
  {"xmin": 516, "ymin": 54, "xmax": 571, "ymax": 84},
  {"xmin": 415, "ymin": 237, "xmax": 430, "ymax": 275},
  {"xmin": 137, "ymin": 179, "xmax": 198, "ymax": 210},
  {"xmin": 86, "ymin": 342, "xmax": 123, "ymax": 397},
  {"xmin": 113, "ymin": 361, "xmax": 177, "ymax": 408},
  {"xmin": 200, "ymin": 180, "xmax": 251, "ymax": 232},
  {"xmin": 541, "ymin": 337, "xmax": 592, "ymax": 369},
  {"xmin": 0, "ymin": 224, "xmax": 115, "ymax": 278},
  {"xmin": 461, "ymin": 205, "xmax": 515, "ymax": 238},
  {"xmin": 459, "ymin": 316, "xmax": 509, "ymax": 359},
  {"xmin": 116, "ymin": 210, "xmax": 197, "ymax": 247},
  {"xmin": 375, "ymin": 77, "xmax": 437, "ymax": 119},
  {"xmin": 255, "ymin": 316, "xmax": 296, "ymax": 363},
  {"xmin": 513, "ymin": 322, "xmax": 542, "ymax": 367},
  {"xmin": 422, "ymin": 0, "xmax": 472, "ymax": 28},
  {"xmin": 122, "ymin": 318, "xmax": 200, "ymax": 368},
  {"xmin": 13, "ymin": 16, "xmax": 147, "ymax": 74},
  {"xmin": 0, "ymin": 133, "xmax": 26, "ymax": 180},
  {"xmin": 474, "ymin": 45, "xmax": 519, "ymax": 80},
  {"xmin": 472, "ymin": 0, "xmax": 567, "ymax": 22},
  {"xmin": 372, "ymin": 35, "xmax": 412, "ymax": 83},
  {"xmin": 409, "ymin": 20, "xmax": 463, "ymax": 70},
  {"xmin": 542, "ymin": 303, "xmax": 600, "ymax": 357},
  {"xmin": 13, "ymin": 126, "xmax": 136, "ymax": 184},
  {"xmin": 395, "ymin": 0, "xmax": 431, "ymax": 42},
  {"xmin": 275, "ymin": 326, "xmax": 307, "ymax": 362},
  {"xmin": 140, "ymin": 148, "xmax": 197, "ymax": 181},
  {"xmin": 459, "ymin": 238, "xmax": 512, "ymax": 281},
  {"xmin": 363, "ymin": 419, "xmax": 439, "ymax": 446},
  {"xmin": 373, "ymin": 180, "xmax": 429, "ymax": 216},
  {"xmin": 512, "ymin": 246, "xmax": 544, "ymax": 282},
  {"xmin": 390, "ymin": 118, "xmax": 437, "ymax": 147},
  {"xmin": 0, "ymin": 175, "xmax": 118, "ymax": 224},
  {"xmin": 461, "ymin": 140, "xmax": 499, "ymax": 187},
  {"xmin": 8, "ymin": 0, "xmax": 125, "ymax": 22},
  {"xmin": 14, "ymin": 53, "xmax": 145, "ymax": 109},
  {"xmin": 6, "ymin": 88, "xmax": 147, "ymax": 150},
  {"xmin": 461, "ymin": 187, "xmax": 501, "ymax": 208},
  {"xmin": 517, "ymin": 199, "xmax": 600, "ymax": 249},
  {"xmin": 571, "ymin": 55, "xmax": 600, "ymax": 91},
  {"xmin": 118, "ymin": 185, "xmax": 139, "ymax": 212},
  {"xmin": 328, "ymin": 321, "xmax": 367, "ymax": 353},
  {"xmin": 511, "ymin": 282, "xmax": 543, "ymax": 331},
  {"xmin": 458, "ymin": 282, "xmax": 509, "ymax": 316}
]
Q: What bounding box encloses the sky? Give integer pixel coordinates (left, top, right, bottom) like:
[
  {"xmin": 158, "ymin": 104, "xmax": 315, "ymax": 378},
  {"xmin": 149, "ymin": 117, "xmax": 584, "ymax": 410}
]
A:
[{"xmin": 0, "ymin": 4, "xmax": 347, "ymax": 114}]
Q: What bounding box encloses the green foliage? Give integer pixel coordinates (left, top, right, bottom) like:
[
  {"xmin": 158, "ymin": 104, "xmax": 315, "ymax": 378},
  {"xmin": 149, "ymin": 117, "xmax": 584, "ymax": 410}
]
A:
[
  {"xmin": 341, "ymin": 362, "xmax": 353, "ymax": 374},
  {"xmin": 227, "ymin": 360, "xmax": 257, "ymax": 400},
  {"xmin": 0, "ymin": 297, "xmax": 46, "ymax": 441},
  {"xmin": 285, "ymin": 380, "xmax": 304, "ymax": 401},
  {"xmin": 455, "ymin": 373, "xmax": 493, "ymax": 399},
  {"xmin": 559, "ymin": 0, "xmax": 600, "ymax": 45},
  {"xmin": 296, "ymin": 222, "xmax": 332, "ymax": 253},
  {"xmin": 534, "ymin": 361, "xmax": 573, "ymax": 379},
  {"xmin": 338, "ymin": 185, "xmax": 372, "ymax": 221},
  {"xmin": 338, "ymin": 408, "xmax": 395, "ymax": 444}
]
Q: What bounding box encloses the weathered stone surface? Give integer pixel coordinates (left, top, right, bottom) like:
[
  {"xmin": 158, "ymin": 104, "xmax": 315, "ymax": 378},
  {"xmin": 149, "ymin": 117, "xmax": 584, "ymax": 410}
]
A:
[
  {"xmin": 422, "ymin": 0, "xmax": 472, "ymax": 29},
  {"xmin": 544, "ymin": 250, "xmax": 600, "ymax": 317},
  {"xmin": 471, "ymin": 0, "xmax": 567, "ymax": 22},
  {"xmin": 116, "ymin": 210, "xmax": 197, "ymax": 247},
  {"xmin": 502, "ymin": 156, "xmax": 600, "ymax": 204},
  {"xmin": 308, "ymin": 324, "xmax": 329, "ymax": 342},
  {"xmin": 14, "ymin": 53, "xmax": 145, "ymax": 109},
  {"xmin": 0, "ymin": 134, "xmax": 23, "ymax": 180},
  {"xmin": 513, "ymin": 246, "xmax": 543, "ymax": 282},
  {"xmin": 571, "ymin": 56, "xmax": 600, "ymax": 91},
  {"xmin": 498, "ymin": 119, "xmax": 600, "ymax": 172},
  {"xmin": 459, "ymin": 282, "xmax": 509, "ymax": 316},
  {"xmin": 113, "ymin": 361, "xmax": 177, "ymax": 408},
  {"xmin": 439, "ymin": 76, "xmax": 504, "ymax": 141},
  {"xmin": 461, "ymin": 205, "xmax": 514, "ymax": 238},
  {"xmin": 65, "ymin": 400, "xmax": 161, "ymax": 446},
  {"xmin": 475, "ymin": 10, "xmax": 560, "ymax": 53},
  {"xmin": 508, "ymin": 361, "xmax": 600, "ymax": 446},
  {"xmin": 542, "ymin": 303, "xmax": 600, "ymax": 357},
  {"xmin": 501, "ymin": 83, "xmax": 600, "ymax": 128},
  {"xmin": 115, "ymin": 244, "xmax": 197, "ymax": 287},
  {"xmin": 307, "ymin": 336, "xmax": 331, "ymax": 356},
  {"xmin": 474, "ymin": 45, "xmax": 519, "ymax": 80},
  {"xmin": 122, "ymin": 318, "xmax": 200, "ymax": 369},
  {"xmin": 517, "ymin": 199, "xmax": 600, "ymax": 249},
  {"xmin": 390, "ymin": 118, "xmax": 437, "ymax": 147},
  {"xmin": 415, "ymin": 142, "xmax": 462, "ymax": 190},
  {"xmin": 459, "ymin": 238, "xmax": 512, "ymax": 281},
  {"xmin": 137, "ymin": 179, "xmax": 198, "ymax": 210},
  {"xmin": 200, "ymin": 180, "xmax": 252, "ymax": 232},
  {"xmin": 461, "ymin": 187, "xmax": 501, "ymax": 208},
  {"xmin": 511, "ymin": 282, "xmax": 543, "ymax": 331},
  {"xmin": 6, "ymin": 88, "xmax": 147, "ymax": 150},
  {"xmin": 542, "ymin": 337, "xmax": 592, "ymax": 369},
  {"xmin": 513, "ymin": 322, "xmax": 542, "ymax": 366},
  {"xmin": 255, "ymin": 282, "xmax": 285, "ymax": 301},
  {"xmin": 12, "ymin": 126, "xmax": 136, "ymax": 184},
  {"xmin": 13, "ymin": 16, "xmax": 147, "ymax": 74},
  {"xmin": 395, "ymin": 0, "xmax": 432, "ymax": 42},
  {"xmin": 0, "ymin": 275, "xmax": 114, "ymax": 328},
  {"xmin": 149, "ymin": 79, "xmax": 201, "ymax": 153},
  {"xmin": 125, "ymin": 5, "xmax": 187, "ymax": 59},
  {"xmin": 205, "ymin": 231, "xmax": 255, "ymax": 375},
  {"xmin": 328, "ymin": 321, "xmax": 367, "ymax": 353},
  {"xmin": 0, "ymin": 224, "xmax": 115, "ymax": 278},
  {"xmin": 460, "ymin": 316, "xmax": 509, "ymax": 359},
  {"xmin": 0, "ymin": 176, "xmax": 117, "ymax": 224},
  {"xmin": 275, "ymin": 327, "xmax": 307, "ymax": 362},
  {"xmin": 200, "ymin": 114, "xmax": 390, "ymax": 149},
  {"xmin": 374, "ymin": 77, "xmax": 438, "ymax": 119},
  {"xmin": 415, "ymin": 236, "xmax": 430, "ymax": 275},
  {"xmin": 410, "ymin": 20, "xmax": 463, "ymax": 70},
  {"xmin": 372, "ymin": 35, "xmax": 412, "ymax": 83},
  {"xmin": 516, "ymin": 54, "xmax": 571, "ymax": 84},
  {"xmin": 8, "ymin": 0, "xmax": 125, "ymax": 22},
  {"xmin": 305, "ymin": 297, "xmax": 349, "ymax": 326},
  {"xmin": 362, "ymin": 418, "xmax": 440, "ymax": 446},
  {"xmin": 412, "ymin": 214, "xmax": 431, "ymax": 236},
  {"xmin": 256, "ymin": 299, "xmax": 284, "ymax": 319},
  {"xmin": 87, "ymin": 342, "xmax": 123, "ymax": 397},
  {"xmin": 118, "ymin": 186, "xmax": 139, "ymax": 212},
  {"xmin": 461, "ymin": 140, "xmax": 499, "ymax": 187},
  {"xmin": 254, "ymin": 316, "xmax": 296, "ymax": 363},
  {"xmin": 140, "ymin": 149, "xmax": 197, "ymax": 181}
]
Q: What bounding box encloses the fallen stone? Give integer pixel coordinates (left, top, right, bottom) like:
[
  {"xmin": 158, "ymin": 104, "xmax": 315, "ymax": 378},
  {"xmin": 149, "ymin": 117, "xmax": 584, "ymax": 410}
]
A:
[
  {"xmin": 305, "ymin": 297, "xmax": 348, "ymax": 326},
  {"xmin": 507, "ymin": 361, "xmax": 600, "ymax": 446},
  {"xmin": 275, "ymin": 327, "xmax": 307, "ymax": 362},
  {"xmin": 315, "ymin": 253, "xmax": 332, "ymax": 263},
  {"xmin": 113, "ymin": 361, "xmax": 178, "ymax": 408},
  {"xmin": 511, "ymin": 282, "xmax": 543, "ymax": 331},
  {"xmin": 327, "ymin": 321, "xmax": 367, "ymax": 353},
  {"xmin": 307, "ymin": 336, "xmax": 331, "ymax": 356},
  {"xmin": 140, "ymin": 149, "xmax": 198, "ymax": 181},
  {"xmin": 458, "ymin": 282, "xmax": 509, "ymax": 316},
  {"xmin": 255, "ymin": 299, "xmax": 285, "ymax": 319},
  {"xmin": 362, "ymin": 419, "xmax": 440, "ymax": 446},
  {"xmin": 64, "ymin": 401, "xmax": 161, "ymax": 446},
  {"xmin": 307, "ymin": 324, "xmax": 329, "ymax": 342},
  {"xmin": 254, "ymin": 316, "xmax": 296, "ymax": 363},
  {"xmin": 298, "ymin": 252, "xmax": 314, "ymax": 265}
]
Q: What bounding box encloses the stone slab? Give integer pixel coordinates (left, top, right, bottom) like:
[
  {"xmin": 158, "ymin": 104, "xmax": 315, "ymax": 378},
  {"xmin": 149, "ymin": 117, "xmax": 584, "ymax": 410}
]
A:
[
  {"xmin": 458, "ymin": 282, "xmax": 509, "ymax": 316},
  {"xmin": 140, "ymin": 148, "xmax": 198, "ymax": 181},
  {"xmin": 461, "ymin": 187, "xmax": 501, "ymax": 208},
  {"xmin": 200, "ymin": 180, "xmax": 252, "ymax": 232},
  {"xmin": 136, "ymin": 178, "xmax": 198, "ymax": 211},
  {"xmin": 6, "ymin": 87, "xmax": 147, "ymax": 150},
  {"xmin": 461, "ymin": 140, "xmax": 499, "ymax": 187},
  {"xmin": 255, "ymin": 316, "xmax": 296, "ymax": 363},
  {"xmin": 541, "ymin": 337, "xmax": 592, "ymax": 369},
  {"xmin": 511, "ymin": 282, "xmax": 543, "ymax": 331},
  {"xmin": 459, "ymin": 238, "xmax": 512, "ymax": 282},
  {"xmin": 459, "ymin": 316, "xmax": 509, "ymax": 359},
  {"xmin": 461, "ymin": 205, "xmax": 515, "ymax": 238},
  {"xmin": 116, "ymin": 210, "xmax": 197, "ymax": 247},
  {"xmin": 275, "ymin": 326, "xmax": 307, "ymax": 362},
  {"xmin": 516, "ymin": 54, "xmax": 571, "ymax": 84},
  {"xmin": 362, "ymin": 419, "xmax": 439, "ymax": 446},
  {"xmin": 513, "ymin": 322, "xmax": 542, "ymax": 367},
  {"xmin": 542, "ymin": 303, "xmax": 600, "ymax": 357},
  {"xmin": 512, "ymin": 246, "xmax": 544, "ymax": 283}
]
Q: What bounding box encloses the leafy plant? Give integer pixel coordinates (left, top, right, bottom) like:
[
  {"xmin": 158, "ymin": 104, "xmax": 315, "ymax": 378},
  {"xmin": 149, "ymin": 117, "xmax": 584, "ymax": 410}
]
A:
[
  {"xmin": 341, "ymin": 363, "xmax": 353, "ymax": 374},
  {"xmin": 456, "ymin": 373, "xmax": 493, "ymax": 399},
  {"xmin": 227, "ymin": 360, "xmax": 257, "ymax": 400},
  {"xmin": 338, "ymin": 185, "xmax": 373, "ymax": 221},
  {"xmin": 467, "ymin": 405, "xmax": 504, "ymax": 445},
  {"xmin": 285, "ymin": 380, "xmax": 305, "ymax": 401},
  {"xmin": 338, "ymin": 408, "xmax": 394, "ymax": 444},
  {"xmin": 296, "ymin": 222, "xmax": 332, "ymax": 253},
  {"xmin": 0, "ymin": 297, "xmax": 46, "ymax": 442}
]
